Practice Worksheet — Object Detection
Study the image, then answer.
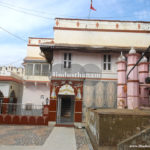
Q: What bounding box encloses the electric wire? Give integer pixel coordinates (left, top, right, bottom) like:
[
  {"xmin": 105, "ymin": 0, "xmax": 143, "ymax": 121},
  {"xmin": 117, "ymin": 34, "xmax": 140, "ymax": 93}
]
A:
[
  {"xmin": 0, "ymin": 3, "xmax": 50, "ymax": 20},
  {"xmin": 0, "ymin": 26, "xmax": 27, "ymax": 42},
  {"xmin": 0, "ymin": 1, "xmax": 150, "ymax": 22}
]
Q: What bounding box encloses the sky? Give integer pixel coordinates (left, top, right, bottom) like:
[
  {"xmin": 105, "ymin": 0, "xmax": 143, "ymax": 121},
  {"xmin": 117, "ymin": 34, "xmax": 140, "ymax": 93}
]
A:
[{"xmin": 0, "ymin": 0, "xmax": 150, "ymax": 67}]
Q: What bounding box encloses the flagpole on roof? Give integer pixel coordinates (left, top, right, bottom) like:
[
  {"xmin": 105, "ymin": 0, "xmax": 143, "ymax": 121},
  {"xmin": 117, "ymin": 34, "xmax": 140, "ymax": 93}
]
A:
[
  {"xmin": 88, "ymin": 9, "xmax": 92, "ymax": 19},
  {"xmin": 88, "ymin": 0, "xmax": 96, "ymax": 19}
]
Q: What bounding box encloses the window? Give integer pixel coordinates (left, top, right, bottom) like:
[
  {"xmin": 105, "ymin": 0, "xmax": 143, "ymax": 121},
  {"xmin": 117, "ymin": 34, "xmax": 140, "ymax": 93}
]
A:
[
  {"xmin": 103, "ymin": 55, "xmax": 111, "ymax": 70},
  {"xmin": 42, "ymin": 64, "xmax": 49, "ymax": 76},
  {"xmin": 25, "ymin": 63, "xmax": 50, "ymax": 76},
  {"xmin": 25, "ymin": 64, "xmax": 33, "ymax": 75},
  {"xmin": 34, "ymin": 64, "xmax": 41, "ymax": 76},
  {"xmin": 64, "ymin": 53, "xmax": 71, "ymax": 68}
]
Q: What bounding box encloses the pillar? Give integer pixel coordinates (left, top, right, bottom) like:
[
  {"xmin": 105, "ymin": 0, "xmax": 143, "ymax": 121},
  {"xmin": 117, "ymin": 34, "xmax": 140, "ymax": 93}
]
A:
[
  {"xmin": 117, "ymin": 52, "xmax": 127, "ymax": 109},
  {"xmin": 138, "ymin": 56, "xmax": 149, "ymax": 106},
  {"xmin": 127, "ymin": 48, "xmax": 140, "ymax": 109}
]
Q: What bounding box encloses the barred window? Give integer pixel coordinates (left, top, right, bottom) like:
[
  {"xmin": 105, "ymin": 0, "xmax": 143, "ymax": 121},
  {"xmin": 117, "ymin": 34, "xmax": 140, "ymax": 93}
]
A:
[
  {"xmin": 34, "ymin": 64, "xmax": 41, "ymax": 76},
  {"xmin": 64, "ymin": 53, "xmax": 71, "ymax": 68},
  {"xmin": 25, "ymin": 64, "xmax": 33, "ymax": 75},
  {"xmin": 42, "ymin": 64, "xmax": 49, "ymax": 76},
  {"xmin": 103, "ymin": 55, "xmax": 111, "ymax": 70}
]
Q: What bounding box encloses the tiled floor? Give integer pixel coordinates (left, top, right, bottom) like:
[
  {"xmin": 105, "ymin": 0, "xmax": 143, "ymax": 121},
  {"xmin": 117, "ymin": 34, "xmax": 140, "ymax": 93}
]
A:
[
  {"xmin": 75, "ymin": 128, "xmax": 93, "ymax": 150},
  {"xmin": 0, "ymin": 125, "xmax": 53, "ymax": 145},
  {"xmin": 0, "ymin": 125, "xmax": 93, "ymax": 150}
]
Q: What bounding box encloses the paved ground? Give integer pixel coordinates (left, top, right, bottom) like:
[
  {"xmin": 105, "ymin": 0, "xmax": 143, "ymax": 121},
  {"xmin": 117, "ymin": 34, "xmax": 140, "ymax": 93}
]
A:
[
  {"xmin": 0, "ymin": 125, "xmax": 53, "ymax": 145},
  {"xmin": 75, "ymin": 128, "xmax": 93, "ymax": 150},
  {"xmin": 0, "ymin": 125, "xmax": 93, "ymax": 150}
]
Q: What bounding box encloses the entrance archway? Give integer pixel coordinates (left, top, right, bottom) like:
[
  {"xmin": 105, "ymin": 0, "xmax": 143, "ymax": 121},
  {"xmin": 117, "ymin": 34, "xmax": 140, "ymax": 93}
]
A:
[
  {"xmin": 57, "ymin": 84, "xmax": 75, "ymax": 124},
  {"xmin": 0, "ymin": 91, "xmax": 4, "ymax": 102},
  {"xmin": 9, "ymin": 90, "xmax": 17, "ymax": 114}
]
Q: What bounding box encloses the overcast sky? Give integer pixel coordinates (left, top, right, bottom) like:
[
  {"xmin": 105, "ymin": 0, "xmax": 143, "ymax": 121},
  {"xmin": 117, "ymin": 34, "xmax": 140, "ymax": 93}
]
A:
[{"xmin": 0, "ymin": 0, "xmax": 150, "ymax": 66}]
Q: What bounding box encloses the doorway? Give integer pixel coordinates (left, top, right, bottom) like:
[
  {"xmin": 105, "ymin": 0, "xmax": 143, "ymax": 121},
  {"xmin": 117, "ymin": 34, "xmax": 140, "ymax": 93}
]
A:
[{"xmin": 57, "ymin": 95, "xmax": 75, "ymax": 124}]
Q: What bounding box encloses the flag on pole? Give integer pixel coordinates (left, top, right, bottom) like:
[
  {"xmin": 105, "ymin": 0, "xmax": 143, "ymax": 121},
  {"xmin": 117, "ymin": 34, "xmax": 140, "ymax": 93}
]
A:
[{"xmin": 90, "ymin": 0, "xmax": 96, "ymax": 11}]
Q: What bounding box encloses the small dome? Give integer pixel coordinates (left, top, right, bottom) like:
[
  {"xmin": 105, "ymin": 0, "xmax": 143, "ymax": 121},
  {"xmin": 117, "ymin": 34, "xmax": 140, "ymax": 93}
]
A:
[
  {"xmin": 140, "ymin": 56, "xmax": 147, "ymax": 62},
  {"xmin": 118, "ymin": 52, "xmax": 126, "ymax": 61},
  {"xmin": 129, "ymin": 47, "xmax": 136, "ymax": 54}
]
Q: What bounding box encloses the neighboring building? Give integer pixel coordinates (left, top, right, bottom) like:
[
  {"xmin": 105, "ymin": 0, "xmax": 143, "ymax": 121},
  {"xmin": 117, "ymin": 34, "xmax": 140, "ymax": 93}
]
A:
[
  {"xmin": 0, "ymin": 66, "xmax": 23, "ymax": 113},
  {"xmin": 22, "ymin": 38, "xmax": 53, "ymax": 106}
]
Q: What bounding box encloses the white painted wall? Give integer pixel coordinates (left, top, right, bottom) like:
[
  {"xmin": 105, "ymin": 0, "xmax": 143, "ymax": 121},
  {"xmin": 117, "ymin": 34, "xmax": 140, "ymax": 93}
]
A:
[
  {"xmin": 0, "ymin": 81, "xmax": 23, "ymax": 103},
  {"xmin": 54, "ymin": 19, "xmax": 150, "ymax": 48},
  {"xmin": 9, "ymin": 82, "xmax": 23, "ymax": 103},
  {"xmin": 53, "ymin": 51, "xmax": 119, "ymax": 79},
  {"xmin": 55, "ymin": 19, "xmax": 150, "ymax": 31},
  {"xmin": 54, "ymin": 30, "xmax": 150, "ymax": 48},
  {"xmin": 22, "ymin": 83, "xmax": 50, "ymax": 105},
  {"xmin": 0, "ymin": 82, "xmax": 10, "ymax": 97},
  {"xmin": 27, "ymin": 38, "xmax": 54, "ymax": 58},
  {"xmin": 27, "ymin": 46, "xmax": 44, "ymax": 58}
]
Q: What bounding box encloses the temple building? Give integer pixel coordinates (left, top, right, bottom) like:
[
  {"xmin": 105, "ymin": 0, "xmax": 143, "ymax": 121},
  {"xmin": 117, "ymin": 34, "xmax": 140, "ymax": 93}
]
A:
[
  {"xmin": 2, "ymin": 18, "xmax": 150, "ymax": 126},
  {"xmin": 39, "ymin": 18, "xmax": 150, "ymax": 125}
]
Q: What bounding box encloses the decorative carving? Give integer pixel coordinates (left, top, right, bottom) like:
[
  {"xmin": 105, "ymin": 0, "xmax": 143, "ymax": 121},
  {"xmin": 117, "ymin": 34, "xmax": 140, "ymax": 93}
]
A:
[
  {"xmin": 51, "ymin": 87, "xmax": 56, "ymax": 99},
  {"xmin": 56, "ymin": 20, "xmax": 59, "ymax": 26},
  {"xmin": 116, "ymin": 23, "xmax": 119, "ymax": 29},
  {"xmin": 50, "ymin": 40, "xmax": 54, "ymax": 44},
  {"xmin": 96, "ymin": 22, "xmax": 99, "ymax": 28},
  {"xmin": 58, "ymin": 84, "xmax": 75, "ymax": 95},
  {"xmin": 76, "ymin": 88, "xmax": 81, "ymax": 100},
  {"xmin": 77, "ymin": 21, "xmax": 80, "ymax": 27},
  {"xmin": 138, "ymin": 24, "xmax": 141, "ymax": 29}
]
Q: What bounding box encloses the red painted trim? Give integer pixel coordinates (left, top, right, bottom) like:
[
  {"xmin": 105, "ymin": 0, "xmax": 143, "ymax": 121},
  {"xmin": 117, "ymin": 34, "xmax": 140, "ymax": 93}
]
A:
[
  {"xmin": 27, "ymin": 44, "xmax": 40, "ymax": 47},
  {"xmin": 127, "ymin": 64, "xmax": 137, "ymax": 66},
  {"xmin": 0, "ymin": 76, "xmax": 22, "ymax": 84},
  {"xmin": 75, "ymin": 101, "xmax": 82, "ymax": 112},
  {"xmin": 24, "ymin": 56, "xmax": 46, "ymax": 60},
  {"xmin": 54, "ymin": 27, "xmax": 150, "ymax": 33},
  {"xmin": 139, "ymin": 71, "xmax": 148, "ymax": 73},
  {"xmin": 0, "ymin": 115, "xmax": 48, "ymax": 125},
  {"xmin": 52, "ymin": 76, "xmax": 117, "ymax": 81},
  {"xmin": 117, "ymin": 84, "xmax": 126, "ymax": 86},
  {"xmin": 139, "ymin": 62, "xmax": 149, "ymax": 65},
  {"xmin": 117, "ymin": 70, "xmax": 126, "ymax": 72},
  {"xmin": 55, "ymin": 18, "xmax": 150, "ymax": 24},
  {"xmin": 75, "ymin": 113, "xmax": 82, "ymax": 122},
  {"xmin": 29, "ymin": 37, "xmax": 53, "ymax": 40}
]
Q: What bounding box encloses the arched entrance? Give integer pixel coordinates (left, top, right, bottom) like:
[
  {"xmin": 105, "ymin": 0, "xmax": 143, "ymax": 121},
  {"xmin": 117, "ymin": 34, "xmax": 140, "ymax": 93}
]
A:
[
  {"xmin": 8, "ymin": 90, "xmax": 17, "ymax": 114},
  {"xmin": 56, "ymin": 84, "xmax": 75, "ymax": 124}
]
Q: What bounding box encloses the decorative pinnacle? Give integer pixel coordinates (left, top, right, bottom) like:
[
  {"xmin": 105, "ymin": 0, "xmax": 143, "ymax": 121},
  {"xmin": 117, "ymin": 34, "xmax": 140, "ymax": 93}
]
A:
[
  {"xmin": 129, "ymin": 47, "xmax": 136, "ymax": 54},
  {"xmin": 118, "ymin": 51, "xmax": 126, "ymax": 61}
]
